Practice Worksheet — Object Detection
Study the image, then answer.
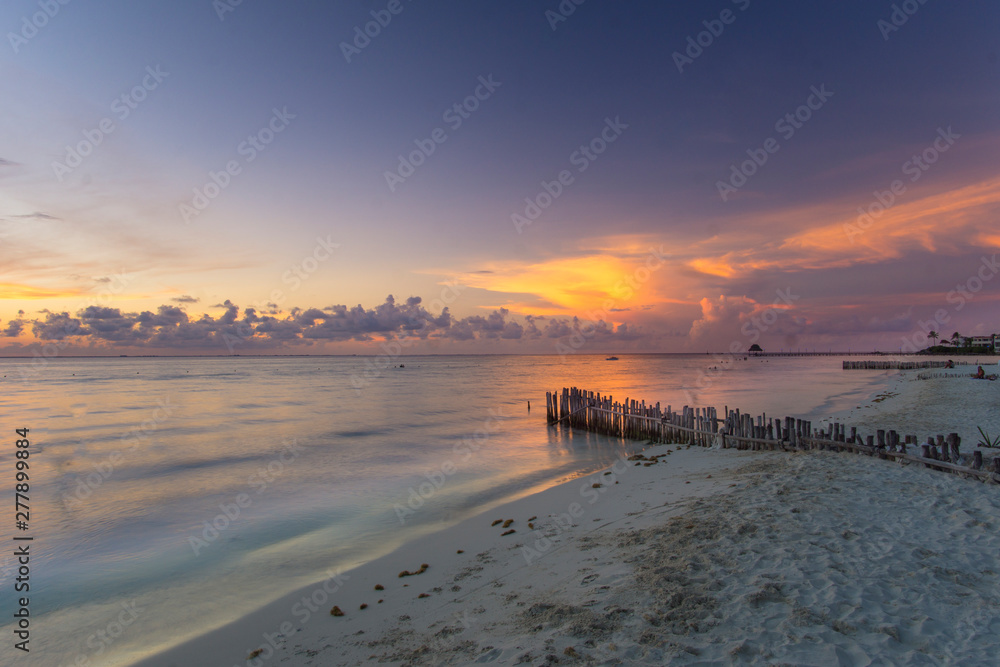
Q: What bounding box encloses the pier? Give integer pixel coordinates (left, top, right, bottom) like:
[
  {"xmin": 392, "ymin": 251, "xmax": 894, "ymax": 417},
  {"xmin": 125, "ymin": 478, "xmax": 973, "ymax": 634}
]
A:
[{"xmin": 545, "ymin": 387, "xmax": 1000, "ymax": 483}]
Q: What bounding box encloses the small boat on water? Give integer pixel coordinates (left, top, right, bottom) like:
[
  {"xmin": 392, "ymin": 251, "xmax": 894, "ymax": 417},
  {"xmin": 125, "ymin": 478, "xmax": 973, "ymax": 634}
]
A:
[{"xmin": 605, "ymin": 356, "xmax": 619, "ymax": 361}]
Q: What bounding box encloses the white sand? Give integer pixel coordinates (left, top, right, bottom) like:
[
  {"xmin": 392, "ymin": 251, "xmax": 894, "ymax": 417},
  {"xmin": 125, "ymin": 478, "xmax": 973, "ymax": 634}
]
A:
[
  {"xmin": 820, "ymin": 368, "xmax": 1000, "ymax": 450},
  {"xmin": 137, "ymin": 374, "xmax": 1000, "ymax": 666}
]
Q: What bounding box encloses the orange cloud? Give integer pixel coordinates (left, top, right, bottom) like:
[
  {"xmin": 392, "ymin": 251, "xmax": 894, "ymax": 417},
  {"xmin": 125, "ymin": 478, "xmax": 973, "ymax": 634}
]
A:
[
  {"xmin": 793, "ymin": 175, "xmax": 1000, "ymax": 259},
  {"xmin": 685, "ymin": 175, "xmax": 1000, "ymax": 280},
  {"xmin": 456, "ymin": 246, "xmax": 688, "ymax": 317},
  {"xmin": 0, "ymin": 283, "xmax": 85, "ymax": 299}
]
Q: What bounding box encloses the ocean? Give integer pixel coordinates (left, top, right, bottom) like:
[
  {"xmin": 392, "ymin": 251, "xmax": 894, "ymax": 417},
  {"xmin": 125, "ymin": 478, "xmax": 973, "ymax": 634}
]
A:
[{"xmin": 0, "ymin": 353, "xmax": 889, "ymax": 666}]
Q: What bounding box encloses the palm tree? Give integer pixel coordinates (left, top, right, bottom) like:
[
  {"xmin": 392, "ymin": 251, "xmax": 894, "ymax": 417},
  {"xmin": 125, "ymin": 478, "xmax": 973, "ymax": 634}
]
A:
[
  {"xmin": 928, "ymin": 331, "xmax": 939, "ymax": 347},
  {"xmin": 951, "ymin": 331, "xmax": 962, "ymax": 346}
]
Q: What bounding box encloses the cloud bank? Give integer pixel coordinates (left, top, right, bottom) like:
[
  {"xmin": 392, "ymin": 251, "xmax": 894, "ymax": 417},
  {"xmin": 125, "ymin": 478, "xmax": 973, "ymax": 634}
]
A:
[{"xmin": 3, "ymin": 295, "xmax": 647, "ymax": 354}]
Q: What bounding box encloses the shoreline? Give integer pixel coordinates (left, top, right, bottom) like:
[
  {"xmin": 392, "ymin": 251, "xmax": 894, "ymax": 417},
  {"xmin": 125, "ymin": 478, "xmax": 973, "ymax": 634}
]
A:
[
  {"xmin": 134, "ymin": 369, "xmax": 1000, "ymax": 666},
  {"xmin": 133, "ymin": 444, "xmax": 745, "ymax": 666}
]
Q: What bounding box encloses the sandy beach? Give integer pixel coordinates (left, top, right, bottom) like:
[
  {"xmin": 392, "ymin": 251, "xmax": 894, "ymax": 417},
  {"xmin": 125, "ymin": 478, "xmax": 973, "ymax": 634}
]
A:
[
  {"xmin": 819, "ymin": 366, "xmax": 1000, "ymax": 451},
  {"xmin": 137, "ymin": 370, "xmax": 1000, "ymax": 666}
]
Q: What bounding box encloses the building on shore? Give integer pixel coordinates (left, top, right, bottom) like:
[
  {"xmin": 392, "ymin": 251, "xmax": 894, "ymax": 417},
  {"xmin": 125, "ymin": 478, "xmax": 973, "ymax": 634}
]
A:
[{"xmin": 970, "ymin": 335, "xmax": 995, "ymax": 349}]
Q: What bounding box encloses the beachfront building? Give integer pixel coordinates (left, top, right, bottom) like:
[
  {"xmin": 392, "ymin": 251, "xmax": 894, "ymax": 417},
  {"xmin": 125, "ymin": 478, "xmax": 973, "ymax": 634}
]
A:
[{"xmin": 970, "ymin": 335, "xmax": 994, "ymax": 349}]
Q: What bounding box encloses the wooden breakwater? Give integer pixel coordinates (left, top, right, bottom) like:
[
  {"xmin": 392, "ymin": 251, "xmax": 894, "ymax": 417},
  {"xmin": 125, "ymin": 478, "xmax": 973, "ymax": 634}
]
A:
[
  {"xmin": 916, "ymin": 371, "xmax": 972, "ymax": 381},
  {"xmin": 843, "ymin": 360, "xmax": 970, "ymax": 370},
  {"xmin": 545, "ymin": 387, "xmax": 1000, "ymax": 482}
]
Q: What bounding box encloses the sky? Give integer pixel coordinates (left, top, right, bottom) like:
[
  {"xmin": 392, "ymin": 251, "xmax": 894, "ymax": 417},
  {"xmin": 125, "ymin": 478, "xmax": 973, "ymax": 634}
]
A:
[{"xmin": 1, "ymin": 0, "xmax": 999, "ymax": 356}]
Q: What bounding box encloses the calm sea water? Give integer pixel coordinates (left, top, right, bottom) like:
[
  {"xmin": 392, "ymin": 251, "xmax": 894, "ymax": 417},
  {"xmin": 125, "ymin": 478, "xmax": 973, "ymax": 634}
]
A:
[{"xmin": 0, "ymin": 354, "xmax": 888, "ymax": 666}]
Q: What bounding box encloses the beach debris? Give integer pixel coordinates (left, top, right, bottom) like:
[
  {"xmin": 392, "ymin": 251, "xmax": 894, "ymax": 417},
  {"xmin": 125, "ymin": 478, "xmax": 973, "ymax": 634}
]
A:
[
  {"xmin": 528, "ymin": 522, "xmax": 534, "ymax": 529},
  {"xmin": 501, "ymin": 529, "xmax": 516, "ymax": 536},
  {"xmin": 378, "ymin": 599, "xmax": 383, "ymax": 603},
  {"xmin": 330, "ymin": 606, "xmax": 344, "ymax": 616},
  {"xmin": 502, "ymin": 519, "xmax": 514, "ymax": 528},
  {"xmin": 564, "ymin": 646, "xmax": 579, "ymax": 657},
  {"xmin": 491, "ymin": 519, "xmax": 503, "ymax": 526},
  {"xmin": 374, "ymin": 584, "xmax": 384, "ymax": 590},
  {"xmin": 360, "ymin": 603, "xmax": 368, "ymax": 610},
  {"xmin": 457, "ymin": 549, "xmax": 464, "ymax": 554},
  {"xmin": 398, "ymin": 564, "xmax": 429, "ymax": 578},
  {"xmin": 247, "ymin": 649, "xmax": 264, "ymax": 659},
  {"xmin": 418, "ymin": 593, "xmax": 430, "ymax": 598},
  {"xmin": 592, "ymin": 483, "xmax": 602, "ymax": 488},
  {"xmin": 528, "ymin": 516, "xmax": 537, "ymax": 521}
]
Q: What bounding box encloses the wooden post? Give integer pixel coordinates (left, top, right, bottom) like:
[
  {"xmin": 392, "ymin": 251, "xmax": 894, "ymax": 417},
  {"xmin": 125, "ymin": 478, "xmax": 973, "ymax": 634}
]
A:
[
  {"xmin": 926, "ymin": 437, "xmax": 938, "ymax": 460},
  {"xmin": 947, "ymin": 433, "xmax": 960, "ymax": 463},
  {"xmin": 973, "ymin": 450, "xmax": 983, "ymax": 470}
]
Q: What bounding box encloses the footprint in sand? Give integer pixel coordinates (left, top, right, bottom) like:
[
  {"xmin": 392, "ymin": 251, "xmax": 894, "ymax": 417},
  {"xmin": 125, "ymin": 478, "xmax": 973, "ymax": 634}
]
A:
[{"xmin": 580, "ymin": 573, "xmax": 599, "ymax": 585}]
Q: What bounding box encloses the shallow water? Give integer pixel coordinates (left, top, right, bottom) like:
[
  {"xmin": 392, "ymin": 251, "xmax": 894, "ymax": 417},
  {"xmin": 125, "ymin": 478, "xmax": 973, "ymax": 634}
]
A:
[{"xmin": 0, "ymin": 353, "xmax": 888, "ymax": 666}]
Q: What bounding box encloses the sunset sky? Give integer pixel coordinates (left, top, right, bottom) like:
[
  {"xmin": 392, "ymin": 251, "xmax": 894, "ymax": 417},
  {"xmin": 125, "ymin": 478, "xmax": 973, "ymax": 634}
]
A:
[{"xmin": 2, "ymin": 0, "xmax": 999, "ymax": 355}]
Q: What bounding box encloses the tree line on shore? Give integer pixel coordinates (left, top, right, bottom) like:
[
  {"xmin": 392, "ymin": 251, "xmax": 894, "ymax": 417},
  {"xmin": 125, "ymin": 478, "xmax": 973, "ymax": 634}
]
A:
[{"xmin": 922, "ymin": 331, "xmax": 996, "ymax": 355}]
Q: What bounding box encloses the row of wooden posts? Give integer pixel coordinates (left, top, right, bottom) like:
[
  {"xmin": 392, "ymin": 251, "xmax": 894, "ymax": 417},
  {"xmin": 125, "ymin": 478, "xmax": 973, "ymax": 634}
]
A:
[
  {"xmin": 842, "ymin": 360, "xmax": 970, "ymax": 370},
  {"xmin": 545, "ymin": 387, "xmax": 1000, "ymax": 482}
]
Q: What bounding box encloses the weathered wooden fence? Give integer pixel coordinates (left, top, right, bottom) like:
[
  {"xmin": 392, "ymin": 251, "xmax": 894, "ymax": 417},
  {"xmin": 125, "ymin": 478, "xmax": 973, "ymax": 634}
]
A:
[
  {"xmin": 843, "ymin": 360, "xmax": 970, "ymax": 370},
  {"xmin": 545, "ymin": 387, "xmax": 999, "ymax": 483}
]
